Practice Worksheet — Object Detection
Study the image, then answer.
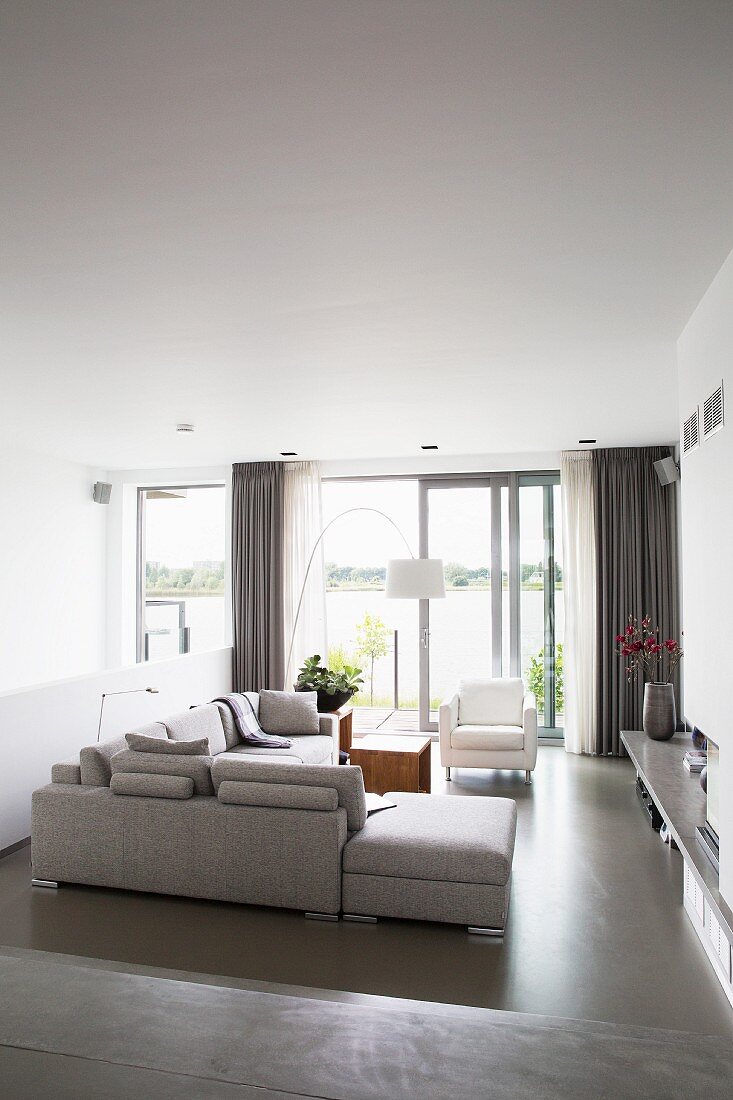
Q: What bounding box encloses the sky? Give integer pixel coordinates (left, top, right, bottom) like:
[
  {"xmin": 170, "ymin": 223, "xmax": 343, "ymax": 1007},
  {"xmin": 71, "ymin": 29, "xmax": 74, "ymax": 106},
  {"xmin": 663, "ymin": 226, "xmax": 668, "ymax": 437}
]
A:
[
  {"xmin": 141, "ymin": 478, "xmax": 560, "ymax": 572},
  {"xmin": 145, "ymin": 486, "xmax": 226, "ymax": 567},
  {"xmin": 321, "ymin": 480, "xmax": 556, "ymax": 568}
]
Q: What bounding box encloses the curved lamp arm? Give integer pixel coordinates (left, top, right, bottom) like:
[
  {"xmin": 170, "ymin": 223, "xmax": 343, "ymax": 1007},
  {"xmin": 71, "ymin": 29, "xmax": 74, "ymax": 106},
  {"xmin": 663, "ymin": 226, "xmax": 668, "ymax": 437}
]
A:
[
  {"xmin": 284, "ymin": 507, "xmax": 415, "ymax": 690},
  {"xmin": 97, "ymin": 687, "xmax": 159, "ymax": 742}
]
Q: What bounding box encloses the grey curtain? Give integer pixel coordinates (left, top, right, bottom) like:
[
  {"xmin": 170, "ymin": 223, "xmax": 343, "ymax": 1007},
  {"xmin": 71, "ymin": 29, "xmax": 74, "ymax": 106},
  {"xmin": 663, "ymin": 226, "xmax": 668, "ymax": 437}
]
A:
[
  {"xmin": 231, "ymin": 462, "xmax": 285, "ymax": 692},
  {"xmin": 594, "ymin": 447, "xmax": 679, "ymax": 755}
]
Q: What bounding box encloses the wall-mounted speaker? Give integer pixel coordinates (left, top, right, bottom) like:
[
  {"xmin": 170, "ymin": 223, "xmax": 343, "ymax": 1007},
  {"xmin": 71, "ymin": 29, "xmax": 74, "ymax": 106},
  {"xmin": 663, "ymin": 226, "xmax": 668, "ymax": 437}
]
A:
[
  {"xmin": 93, "ymin": 481, "xmax": 112, "ymax": 504},
  {"xmin": 653, "ymin": 457, "xmax": 679, "ymax": 486}
]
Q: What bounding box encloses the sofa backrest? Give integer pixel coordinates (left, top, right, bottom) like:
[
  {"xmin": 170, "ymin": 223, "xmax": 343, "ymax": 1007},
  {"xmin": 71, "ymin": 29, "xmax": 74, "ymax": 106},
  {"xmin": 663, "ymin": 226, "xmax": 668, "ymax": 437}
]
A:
[
  {"xmin": 211, "ymin": 757, "xmax": 368, "ymax": 832},
  {"xmin": 458, "ymin": 678, "xmax": 525, "ymax": 726},
  {"xmin": 79, "ymin": 721, "xmax": 168, "ymax": 786},
  {"xmin": 165, "ymin": 704, "xmax": 227, "ymax": 756},
  {"xmin": 212, "ymin": 692, "xmax": 260, "ymax": 749}
]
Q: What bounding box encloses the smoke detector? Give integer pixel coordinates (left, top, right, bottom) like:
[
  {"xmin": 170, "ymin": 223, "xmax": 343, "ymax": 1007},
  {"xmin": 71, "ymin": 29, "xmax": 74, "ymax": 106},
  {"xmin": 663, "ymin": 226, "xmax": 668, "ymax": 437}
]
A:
[{"xmin": 176, "ymin": 423, "xmax": 195, "ymax": 433}]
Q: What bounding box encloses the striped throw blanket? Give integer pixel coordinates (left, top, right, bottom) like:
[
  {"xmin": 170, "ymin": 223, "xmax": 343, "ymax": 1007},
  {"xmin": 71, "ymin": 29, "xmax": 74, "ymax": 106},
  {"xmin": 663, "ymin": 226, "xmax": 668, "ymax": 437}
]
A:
[{"xmin": 212, "ymin": 694, "xmax": 292, "ymax": 749}]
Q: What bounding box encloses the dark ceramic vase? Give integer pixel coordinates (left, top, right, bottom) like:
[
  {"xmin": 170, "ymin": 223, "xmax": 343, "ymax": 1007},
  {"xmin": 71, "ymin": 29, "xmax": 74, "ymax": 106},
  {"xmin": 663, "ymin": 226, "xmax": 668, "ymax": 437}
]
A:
[{"xmin": 642, "ymin": 683, "xmax": 676, "ymax": 741}]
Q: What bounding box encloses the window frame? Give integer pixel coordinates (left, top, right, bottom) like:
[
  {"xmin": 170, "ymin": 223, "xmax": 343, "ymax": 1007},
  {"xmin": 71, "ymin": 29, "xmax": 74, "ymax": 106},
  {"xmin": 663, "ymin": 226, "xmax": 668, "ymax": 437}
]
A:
[
  {"xmin": 136, "ymin": 482, "xmax": 227, "ymax": 664},
  {"xmin": 322, "ymin": 469, "xmax": 563, "ymax": 738}
]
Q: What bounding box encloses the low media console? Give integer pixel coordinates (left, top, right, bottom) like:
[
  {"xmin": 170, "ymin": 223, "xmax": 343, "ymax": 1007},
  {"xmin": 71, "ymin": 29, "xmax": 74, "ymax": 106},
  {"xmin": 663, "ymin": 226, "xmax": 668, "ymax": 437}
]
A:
[{"xmin": 621, "ymin": 730, "xmax": 733, "ymax": 1011}]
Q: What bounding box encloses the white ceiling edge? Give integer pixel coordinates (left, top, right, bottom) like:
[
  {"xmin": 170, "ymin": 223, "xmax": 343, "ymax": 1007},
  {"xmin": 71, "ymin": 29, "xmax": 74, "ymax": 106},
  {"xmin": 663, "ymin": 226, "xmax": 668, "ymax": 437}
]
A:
[
  {"xmin": 320, "ymin": 451, "xmax": 564, "ymax": 478},
  {"xmin": 106, "ymin": 464, "xmax": 231, "ymax": 488}
]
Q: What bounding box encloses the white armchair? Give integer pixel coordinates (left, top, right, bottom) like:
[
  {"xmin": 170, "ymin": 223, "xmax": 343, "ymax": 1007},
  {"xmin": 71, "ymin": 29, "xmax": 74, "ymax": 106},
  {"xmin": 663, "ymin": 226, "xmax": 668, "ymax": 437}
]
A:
[{"xmin": 439, "ymin": 678, "xmax": 538, "ymax": 785}]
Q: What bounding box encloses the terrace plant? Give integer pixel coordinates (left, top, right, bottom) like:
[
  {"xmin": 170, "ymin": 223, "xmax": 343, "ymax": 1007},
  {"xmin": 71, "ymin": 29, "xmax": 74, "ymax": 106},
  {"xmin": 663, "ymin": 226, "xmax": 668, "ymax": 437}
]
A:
[{"xmin": 295, "ymin": 654, "xmax": 364, "ymax": 697}]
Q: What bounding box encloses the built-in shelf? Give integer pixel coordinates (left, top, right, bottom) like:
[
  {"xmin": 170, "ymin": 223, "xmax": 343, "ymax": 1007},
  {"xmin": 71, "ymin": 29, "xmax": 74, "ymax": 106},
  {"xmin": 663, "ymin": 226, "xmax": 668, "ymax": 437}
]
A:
[{"xmin": 622, "ymin": 731, "xmax": 733, "ymax": 1009}]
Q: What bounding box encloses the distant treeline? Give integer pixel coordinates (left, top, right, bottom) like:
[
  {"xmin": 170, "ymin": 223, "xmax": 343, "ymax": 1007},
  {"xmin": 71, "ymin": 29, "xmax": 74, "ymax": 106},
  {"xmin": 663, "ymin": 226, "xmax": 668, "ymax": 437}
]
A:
[
  {"xmin": 146, "ymin": 562, "xmax": 225, "ymax": 594},
  {"xmin": 326, "ymin": 561, "xmax": 563, "ymax": 588}
]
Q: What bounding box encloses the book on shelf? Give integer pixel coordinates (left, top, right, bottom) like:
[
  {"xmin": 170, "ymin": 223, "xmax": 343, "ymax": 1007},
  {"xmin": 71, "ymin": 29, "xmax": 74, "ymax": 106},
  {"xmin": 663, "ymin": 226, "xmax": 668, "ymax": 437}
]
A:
[{"xmin": 683, "ymin": 750, "xmax": 706, "ymax": 773}]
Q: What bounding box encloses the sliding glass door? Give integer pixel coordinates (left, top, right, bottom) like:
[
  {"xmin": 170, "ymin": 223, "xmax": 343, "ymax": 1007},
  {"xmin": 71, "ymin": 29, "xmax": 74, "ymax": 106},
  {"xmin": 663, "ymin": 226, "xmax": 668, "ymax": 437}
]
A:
[
  {"xmin": 419, "ymin": 478, "xmax": 508, "ymax": 730},
  {"xmin": 321, "ymin": 471, "xmax": 563, "ymax": 737},
  {"xmin": 417, "ymin": 473, "xmax": 562, "ymax": 735}
]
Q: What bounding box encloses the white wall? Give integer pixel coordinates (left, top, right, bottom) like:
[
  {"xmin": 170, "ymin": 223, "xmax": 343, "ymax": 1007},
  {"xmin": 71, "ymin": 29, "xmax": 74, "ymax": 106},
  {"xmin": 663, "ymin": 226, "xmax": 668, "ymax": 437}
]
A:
[
  {"xmin": 104, "ymin": 465, "xmax": 231, "ymax": 668},
  {"xmin": 677, "ymin": 248, "xmax": 733, "ymax": 906},
  {"xmin": 320, "ymin": 450, "xmax": 562, "ymax": 478},
  {"xmin": 0, "ymin": 646, "xmax": 232, "ymax": 851},
  {"xmin": 0, "ymin": 442, "xmax": 107, "ymax": 693}
]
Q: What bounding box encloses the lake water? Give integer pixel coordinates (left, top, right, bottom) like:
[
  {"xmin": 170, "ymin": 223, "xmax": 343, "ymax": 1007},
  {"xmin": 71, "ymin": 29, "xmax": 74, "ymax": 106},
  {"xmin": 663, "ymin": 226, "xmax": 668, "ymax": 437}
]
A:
[
  {"xmin": 146, "ymin": 589, "xmax": 564, "ymax": 711},
  {"xmin": 325, "ymin": 588, "xmax": 563, "ymax": 705}
]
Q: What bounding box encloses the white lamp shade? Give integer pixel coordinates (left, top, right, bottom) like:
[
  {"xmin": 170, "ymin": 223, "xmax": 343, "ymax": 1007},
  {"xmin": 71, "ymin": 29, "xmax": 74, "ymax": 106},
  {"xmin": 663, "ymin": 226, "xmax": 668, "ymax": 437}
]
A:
[{"xmin": 385, "ymin": 558, "xmax": 446, "ymax": 599}]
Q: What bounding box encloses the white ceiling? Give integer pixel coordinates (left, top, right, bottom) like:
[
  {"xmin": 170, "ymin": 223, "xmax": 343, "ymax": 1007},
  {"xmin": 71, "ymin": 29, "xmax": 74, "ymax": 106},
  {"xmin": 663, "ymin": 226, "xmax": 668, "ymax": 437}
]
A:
[{"xmin": 2, "ymin": 1, "xmax": 732, "ymax": 469}]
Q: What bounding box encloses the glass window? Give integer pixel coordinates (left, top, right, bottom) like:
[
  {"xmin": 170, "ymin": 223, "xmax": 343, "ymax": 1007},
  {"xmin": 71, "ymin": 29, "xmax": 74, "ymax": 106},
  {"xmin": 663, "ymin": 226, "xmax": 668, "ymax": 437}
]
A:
[
  {"xmin": 321, "ymin": 480, "xmax": 419, "ymax": 712},
  {"xmin": 138, "ymin": 485, "xmax": 226, "ymax": 662},
  {"xmin": 322, "ymin": 471, "xmax": 563, "ymax": 738},
  {"xmin": 519, "ymin": 477, "xmax": 563, "ymax": 734}
]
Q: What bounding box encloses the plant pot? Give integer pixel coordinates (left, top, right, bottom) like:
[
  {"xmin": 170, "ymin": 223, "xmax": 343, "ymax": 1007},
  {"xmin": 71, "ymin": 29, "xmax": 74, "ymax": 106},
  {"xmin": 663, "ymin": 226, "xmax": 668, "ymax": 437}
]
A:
[
  {"xmin": 315, "ymin": 688, "xmax": 353, "ymax": 713},
  {"xmin": 643, "ymin": 682, "xmax": 676, "ymax": 741}
]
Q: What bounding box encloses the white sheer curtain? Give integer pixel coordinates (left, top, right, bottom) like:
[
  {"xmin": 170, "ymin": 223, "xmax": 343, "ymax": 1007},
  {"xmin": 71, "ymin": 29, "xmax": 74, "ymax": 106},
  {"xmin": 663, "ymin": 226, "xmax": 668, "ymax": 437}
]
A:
[
  {"xmin": 561, "ymin": 451, "xmax": 598, "ymax": 755},
  {"xmin": 283, "ymin": 462, "xmax": 327, "ymax": 689}
]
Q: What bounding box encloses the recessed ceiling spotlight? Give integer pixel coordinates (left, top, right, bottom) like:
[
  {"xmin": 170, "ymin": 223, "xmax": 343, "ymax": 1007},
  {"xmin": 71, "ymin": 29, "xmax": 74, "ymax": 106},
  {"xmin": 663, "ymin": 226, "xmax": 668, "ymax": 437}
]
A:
[
  {"xmin": 280, "ymin": 451, "xmax": 298, "ymax": 456},
  {"xmin": 176, "ymin": 423, "xmax": 195, "ymax": 433},
  {"xmin": 578, "ymin": 439, "xmax": 596, "ymax": 444},
  {"xmin": 421, "ymin": 444, "xmax": 439, "ymax": 450}
]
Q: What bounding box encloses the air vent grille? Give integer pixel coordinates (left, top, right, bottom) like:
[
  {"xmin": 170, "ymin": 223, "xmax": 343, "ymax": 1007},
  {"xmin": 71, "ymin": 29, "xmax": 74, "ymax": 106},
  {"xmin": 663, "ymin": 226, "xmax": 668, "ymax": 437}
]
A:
[
  {"xmin": 682, "ymin": 409, "xmax": 699, "ymax": 454},
  {"xmin": 702, "ymin": 382, "xmax": 724, "ymax": 439}
]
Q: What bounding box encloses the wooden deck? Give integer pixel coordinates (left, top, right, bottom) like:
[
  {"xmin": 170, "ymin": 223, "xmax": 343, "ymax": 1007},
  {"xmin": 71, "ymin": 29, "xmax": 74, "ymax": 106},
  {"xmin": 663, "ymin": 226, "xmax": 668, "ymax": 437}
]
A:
[{"xmin": 352, "ymin": 707, "xmax": 436, "ymax": 735}]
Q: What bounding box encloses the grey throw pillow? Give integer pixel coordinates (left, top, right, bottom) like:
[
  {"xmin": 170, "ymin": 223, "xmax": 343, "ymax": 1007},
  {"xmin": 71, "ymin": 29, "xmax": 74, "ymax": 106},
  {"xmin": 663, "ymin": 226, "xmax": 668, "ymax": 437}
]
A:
[
  {"xmin": 258, "ymin": 690, "xmax": 319, "ymax": 735},
  {"xmin": 126, "ymin": 732, "xmax": 210, "ymax": 755}
]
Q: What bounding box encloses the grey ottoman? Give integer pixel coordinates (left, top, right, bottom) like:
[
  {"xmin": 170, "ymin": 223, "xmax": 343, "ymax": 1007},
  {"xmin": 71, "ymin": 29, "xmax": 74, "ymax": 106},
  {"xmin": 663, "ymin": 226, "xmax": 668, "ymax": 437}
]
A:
[{"xmin": 341, "ymin": 792, "xmax": 517, "ymax": 934}]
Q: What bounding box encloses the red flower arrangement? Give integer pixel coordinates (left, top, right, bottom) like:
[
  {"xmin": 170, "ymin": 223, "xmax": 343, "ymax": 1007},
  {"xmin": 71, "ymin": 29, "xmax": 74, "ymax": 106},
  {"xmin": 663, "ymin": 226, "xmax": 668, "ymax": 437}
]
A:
[{"xmin": 614, "ymin": 615, "xmax": 683, "ymax": 684}]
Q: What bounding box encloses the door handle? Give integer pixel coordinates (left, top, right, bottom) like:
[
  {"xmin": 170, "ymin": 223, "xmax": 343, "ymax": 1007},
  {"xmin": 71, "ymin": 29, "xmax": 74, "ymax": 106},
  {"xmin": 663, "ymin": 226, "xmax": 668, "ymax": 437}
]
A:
[{"xmin": 421, "ymin": 628, "xmax": 430, "ymax": 650}]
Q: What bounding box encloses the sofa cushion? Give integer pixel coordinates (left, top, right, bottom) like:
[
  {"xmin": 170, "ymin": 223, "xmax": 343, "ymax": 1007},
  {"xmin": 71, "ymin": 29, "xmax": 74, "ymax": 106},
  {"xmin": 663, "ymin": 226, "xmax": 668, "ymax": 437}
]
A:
[
  {"xmin": 79, "ymin": 722, "xmax": 168, "ymax": 786},
  {"xmin": 111, "ymin": 773, "xmax": 195, "ymax": 800},
  {"xmin": 458, "ymin": 678, "xmax": 524, "ymax": 726},
  {"xmin": 165, "ymin": 704, "xmax": 227, "ymax": 756},
  {"xmin": 217, "ymin": 780, "xmax": 339, "ymax": 812},
  {"xmin": 111, "ymin": 748, "xmax": 214, "ymax": 795},
  {"xmin": 225, "ymin": 734, "xmax": 332, "ymax": 766},
  {"xmin": 451, "ymin": 725, "xmax": 524, "ymax": 751},
  {"xmin": 343, "ymin": 792, "xmax": 517, "ymax": 886},
  {"xmin": 126, "ymin": 732, "xmax": 210, "ymax": 755},
  {"xmin": 258, "ymin": 690, "xmax": 320, "ymax": 736},
  {"xmin": 211, "ymin": 758, "xmax": 367, "ymax": 831}
]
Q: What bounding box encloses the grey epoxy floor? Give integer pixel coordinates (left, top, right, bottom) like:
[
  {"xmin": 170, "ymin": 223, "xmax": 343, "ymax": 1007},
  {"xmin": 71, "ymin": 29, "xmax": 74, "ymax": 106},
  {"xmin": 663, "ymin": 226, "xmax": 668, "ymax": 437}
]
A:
[
  {"xmin": 2, "ymin": 947, "xmax": 733, "ymax": 1100},
  {"xmin": 1, "ymin": 744, "xmax": 732, "ymax": 1040}
]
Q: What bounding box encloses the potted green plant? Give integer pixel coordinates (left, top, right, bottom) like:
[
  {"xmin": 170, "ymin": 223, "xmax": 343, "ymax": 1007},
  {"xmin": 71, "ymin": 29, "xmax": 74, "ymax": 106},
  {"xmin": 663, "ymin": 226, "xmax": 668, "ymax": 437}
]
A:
[{"xmin": 295, "ymin": 654, "xmax": 364, "ymax": 713}]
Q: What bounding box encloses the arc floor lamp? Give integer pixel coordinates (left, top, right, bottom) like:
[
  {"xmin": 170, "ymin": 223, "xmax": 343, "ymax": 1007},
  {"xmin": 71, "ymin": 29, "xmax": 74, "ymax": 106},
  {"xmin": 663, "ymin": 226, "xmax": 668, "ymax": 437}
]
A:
[{"xmin": 284, "ymin": 507, "xmax": 445, "ymax": 688}]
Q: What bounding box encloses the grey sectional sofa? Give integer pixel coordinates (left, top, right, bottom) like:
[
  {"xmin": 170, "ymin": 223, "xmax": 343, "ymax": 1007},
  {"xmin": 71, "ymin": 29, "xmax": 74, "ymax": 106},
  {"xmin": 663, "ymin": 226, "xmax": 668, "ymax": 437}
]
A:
[{"xmin": 32, "ymin": 694, "xmax": 517, "ymax": 933}]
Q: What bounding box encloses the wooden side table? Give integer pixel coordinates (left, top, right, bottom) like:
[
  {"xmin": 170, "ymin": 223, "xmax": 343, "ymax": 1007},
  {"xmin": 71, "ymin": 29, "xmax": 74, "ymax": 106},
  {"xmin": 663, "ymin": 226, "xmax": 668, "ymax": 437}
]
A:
[
  {"xmin": 332, "ymin": 705, "xmax": 353, "ymax": 754},
  {"xmin": 348, "ymin": 734, "xmax": 432, "ymax": 795}
]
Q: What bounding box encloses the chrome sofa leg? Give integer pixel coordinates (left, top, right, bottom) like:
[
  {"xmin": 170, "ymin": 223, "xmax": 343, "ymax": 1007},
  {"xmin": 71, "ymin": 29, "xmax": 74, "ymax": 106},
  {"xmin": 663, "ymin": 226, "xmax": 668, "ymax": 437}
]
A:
[
  {"xmin": 31, "ymin": 879, "xmax": 58, "ymax": 888},
  {"xmin": 304, "ymin": 912, "xmax": 339, "ymax": 922},
  {"xmin": 467, "ymin": 926, "xmax": 504, "ymax": 937},
  {"xmin": 525, "ymin": 770, "xmax": 532, "ymax": 785},
  {"xmin": 343, "ymin": 914, "xmax": 378, "ymax": 923},
  {"xmin": 445, "ymin": 766, "xmax": 451, "ymax": 781}
]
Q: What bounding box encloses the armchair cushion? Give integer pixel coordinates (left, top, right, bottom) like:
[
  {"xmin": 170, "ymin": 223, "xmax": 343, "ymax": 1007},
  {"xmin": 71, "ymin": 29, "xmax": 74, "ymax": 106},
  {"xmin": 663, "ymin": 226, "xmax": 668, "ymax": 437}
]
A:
[
  {"xmin": 458, "ymin": 678, "xmax": 524, "ymax": 726},
  {"xmin": 450, "ymin": 725, "xmax": 524, "ymax": 751}
]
